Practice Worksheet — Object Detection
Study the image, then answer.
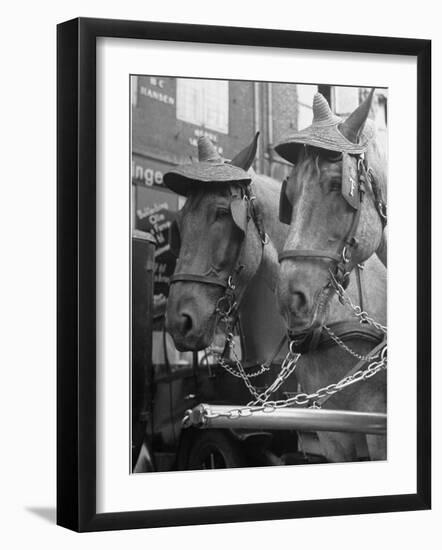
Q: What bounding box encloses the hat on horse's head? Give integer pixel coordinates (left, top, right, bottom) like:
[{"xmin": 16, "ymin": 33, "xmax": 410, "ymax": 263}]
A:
[
  {"xmin": 163, "ymin": 136, "xmax": 252, "ymax": 196},
  {"xmin": 275, "ymin": 90, "xmax": 375, "ymax": 164}
]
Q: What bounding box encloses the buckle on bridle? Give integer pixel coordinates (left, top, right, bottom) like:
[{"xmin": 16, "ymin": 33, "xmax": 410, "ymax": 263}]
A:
[
  {"xmin": 216, "ymin": 295, "xmax": 236, "ymax": 318},
  {"xmin": 342, "ymin": 246, "xmax": 351, "ymax": 263}
]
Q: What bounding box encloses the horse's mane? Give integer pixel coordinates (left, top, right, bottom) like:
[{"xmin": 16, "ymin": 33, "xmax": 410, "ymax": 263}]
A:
[
  {"xmin": 365, "ymin": 119, "xmax": 388, "ymax": 201},
  {"xmin": 363, "ymin": 120, "xmax": 388, "ymax": 266}
]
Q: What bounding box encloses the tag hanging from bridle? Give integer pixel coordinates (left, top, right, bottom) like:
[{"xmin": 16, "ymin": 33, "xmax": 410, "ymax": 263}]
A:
[{"xmin": 341, "ymin": 153, "xmax": 361, "ymax": 210}]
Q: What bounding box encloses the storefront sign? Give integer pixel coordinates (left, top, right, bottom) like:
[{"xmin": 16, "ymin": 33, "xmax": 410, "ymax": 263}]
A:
[
  {"xmin": 139, "ymin": 86, "xmax": 175, "ymax": 105},
  {"xmin": 132, "ymin": 155, "xmax": 172, "ymax": 188},
  {"xmin": 135, "ymin": 186, "xmax": 179, "ymax": 311}
]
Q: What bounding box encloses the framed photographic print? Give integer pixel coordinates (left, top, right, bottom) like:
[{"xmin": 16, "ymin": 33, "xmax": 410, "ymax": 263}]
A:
[{"xmin": 57, "ymin": 17, "xmax": 431, "ymax": 532}]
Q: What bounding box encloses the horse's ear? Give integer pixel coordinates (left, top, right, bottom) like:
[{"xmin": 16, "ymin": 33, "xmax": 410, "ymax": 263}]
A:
[
  {"xmin": 230, "ymin": 132, "xmax": 259, "ymax": 172},
  {"xmin": 279, "ymin": 178, "xmax": 293, "ymax": 225},
  {"xmin": 169, "ymin": 219, "xmax": 181, "ymax": 257},
  {"xmin": 230, "ymin": 197, "xmax": 248, "ymax": 234},
  {"xmin": 340, "ymin": 89, "xmax": 375, "ymax": 143}
]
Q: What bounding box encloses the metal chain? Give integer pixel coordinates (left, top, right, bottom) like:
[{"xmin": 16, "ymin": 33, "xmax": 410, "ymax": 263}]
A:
[
  {"xmin": 208, "ymin": 333, "xmax": 300, "ymax": 403},
  {"xmin": 246, "ymin": 349, "xmax": 301, "ymax": 405},
  {"xmin": 197, "ymin": 256, "xmax": 388, "ymax": 422},
  {"xmin": 201, "ymin": 345, "xmax": 387, "ymax": 421},
  {"xmin": 322, "ymin": 325, "xmax": 382, "ymax": 362},
  {"xmin": 329, "ymin": 272, "xmax": 387, "ymax": 334},
  {"xmin": 211, "ymin": 272, "xmax": 301, "ymax": 401}
]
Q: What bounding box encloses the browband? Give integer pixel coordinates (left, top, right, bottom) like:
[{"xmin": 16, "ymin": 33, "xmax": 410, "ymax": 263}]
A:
[
  {"xmin": 278, "ymin": 249, "xmax": 341, "ymax": 263},
  {"xmin": 169, "ymin": 273, "xmax": 228, "ymax": 289}
]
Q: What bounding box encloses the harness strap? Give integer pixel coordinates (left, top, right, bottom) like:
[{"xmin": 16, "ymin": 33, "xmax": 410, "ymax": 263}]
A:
[
  {"xmin": 313, "ymin": 339, "xmax": 387, "ymax": 408},
  {"xmin": 248, "ymin": 182, "xmax": 268, "ymax": 244},
  {"xmin": 320, "ymin": 320, "xmax": 383, "ymax": 348},
  {"xmin": 170, "ymin": 273, "xmax": 228, "ymax": 289},
  {"xmin": 363, "ymin": 164, "xmax": 387, "ymax": 229},
  {"xmin": 355, "ymin": 263, "xmax": 365, "ymax": 315},
  {"xmin": 288, "ymin": 319, "xmax": 383, "ymax": 354}
]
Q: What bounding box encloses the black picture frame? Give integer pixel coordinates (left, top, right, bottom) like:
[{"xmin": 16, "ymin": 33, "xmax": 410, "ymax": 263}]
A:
[{"xmin": 57, "ymin": 17, "xmax": 431, "ymax": 532}]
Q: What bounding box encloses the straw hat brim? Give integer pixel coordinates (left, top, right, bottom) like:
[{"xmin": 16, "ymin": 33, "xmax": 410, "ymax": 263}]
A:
[
  {"xmin": 163, "ymin": 162, "xmax": 251, "ymax": 195},
  {"xmin": 275, "ymin": 122, "xmax": 373, "ymax": 163}
]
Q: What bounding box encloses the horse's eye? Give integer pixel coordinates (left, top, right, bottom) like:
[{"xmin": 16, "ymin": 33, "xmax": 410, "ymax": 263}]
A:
[
  {"xmin": 323, "ymin": 151, "xmax": 343, "ymax": 163},
  {"xmin": 215, "ymin": 207, "xmax": 230, "ymax": 219}
]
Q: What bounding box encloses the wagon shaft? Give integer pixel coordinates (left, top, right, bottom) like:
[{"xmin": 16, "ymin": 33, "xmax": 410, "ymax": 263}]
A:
[{"xmin": 183, "ymin": 404, "xmax": 387, "ymax": 435}]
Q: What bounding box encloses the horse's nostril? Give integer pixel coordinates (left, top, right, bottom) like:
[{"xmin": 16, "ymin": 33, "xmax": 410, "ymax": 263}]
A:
[{"xmin": 180, "ymin": 313, "xmax": 193, "ymax": 335}]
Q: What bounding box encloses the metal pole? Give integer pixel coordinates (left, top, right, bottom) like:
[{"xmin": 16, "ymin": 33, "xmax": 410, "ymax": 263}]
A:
[{"xmin": 184, "ymin": 404, "xmax": 386, "ymax": 435}]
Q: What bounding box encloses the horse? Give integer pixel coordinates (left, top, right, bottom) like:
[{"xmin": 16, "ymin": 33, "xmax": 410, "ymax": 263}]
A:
[
  {"xmin": 164, "ymin": 135, "xmax": 289, "ymax": 370},
  {"xmin": 165, "ymin": 129, "xmax": 386, "ymax": 463},
  {"xmin": 275, "ymin": 90, "xmax": 388, "ymax": 462}
]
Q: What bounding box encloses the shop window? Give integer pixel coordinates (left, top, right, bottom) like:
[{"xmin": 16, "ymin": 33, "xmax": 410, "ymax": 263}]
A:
[{"xmin": 176, "ymin": 79, "xmax": 229, "ymax": 134}]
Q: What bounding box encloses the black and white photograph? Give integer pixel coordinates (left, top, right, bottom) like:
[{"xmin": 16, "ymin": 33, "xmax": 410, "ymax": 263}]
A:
[
  {"xmin": 53, "ymin": 16, "xmax": 431, "ymax": 533},
  {"xmin": 131, "ymin": 76, "xmax": 389, "ymax": 474},
  {"xmin": 0, "ymin": 1, "xmax": 436, "ymax": 543}
]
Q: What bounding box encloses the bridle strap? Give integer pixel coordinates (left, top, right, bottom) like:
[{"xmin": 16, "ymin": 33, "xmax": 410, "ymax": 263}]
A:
[
  {"xmin": 278, "ymin": 249, "xmax": 341, "ymax": 263},
  {"xmin": 365, "ymin": 166, "xmax": 387, "ymax": 228},
  {"xmin": 278, "ymin": 155, "xmax": 366, "ymax": 287},
  {"xmin": 169, "ymin": 273, "xmax": 228, "ymax": 289},
  {"xmin": 170, "ymin": 182, "xmax": 268, "ymax": 314}
]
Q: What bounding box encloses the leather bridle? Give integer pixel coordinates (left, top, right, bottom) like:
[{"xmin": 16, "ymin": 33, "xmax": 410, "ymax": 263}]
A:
[
  {"xmin": 278, "ymin": 155, "xmax": 387, "ymax": 288},
  {"xmin": 279, "ymin": 155, "xmax": 386, "ymax": 288},
  {"xmin": 278, "ymin": 152, "xmax": 387, "ymax": 353},
  {"xmin": 169, "ymin": 183, "xmax": 268, "ymax": 321}
]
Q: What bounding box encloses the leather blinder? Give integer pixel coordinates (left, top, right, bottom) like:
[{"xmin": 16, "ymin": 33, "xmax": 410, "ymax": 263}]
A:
[
  {"xmin": 169, "ymin": 219, "xmax": 181, "ymax": 257},
  {"xmin": 230, "ymin": 197, "xmax": 248, "ymax": 233},
  {"xmin": 341, "ymin": 153, "xmax": 360, "ymax": 210},
  {"xmin": 279, "ymin": 178, "xmax": 293, "ymax": 225}
]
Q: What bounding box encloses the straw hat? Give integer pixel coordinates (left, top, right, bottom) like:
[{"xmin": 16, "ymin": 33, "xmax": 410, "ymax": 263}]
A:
[
  {"xmin": 275, "ymin": 93, "xmax": 374, "ymax": 163},
  {"xmin": 163, "ymin": 137, "xmax": 251, "ymax": 195}
]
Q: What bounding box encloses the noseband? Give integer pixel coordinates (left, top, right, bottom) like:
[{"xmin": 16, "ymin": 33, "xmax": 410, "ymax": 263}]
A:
[{"xmin": 170, "ymin": 272, "xmax": 229, "ymax": 289}]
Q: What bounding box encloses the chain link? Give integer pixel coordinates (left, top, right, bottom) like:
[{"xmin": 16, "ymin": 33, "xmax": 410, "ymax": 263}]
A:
[
  {"xmin": 191, "ymin": 262, "xmax": 388, "ymax": 424},
  {"xmin": 199, "ymin": 344, "xmax": 387, "ymax": 422},
  {"xmin": 246, "ymin": 350, "xmax": 301, "ymax": 405},
  {"xmin": 208, "ymin": 333, "xmax": 300, "ymax": 403},
  {"xmin": 329, "ymin": 271, "xmax": 387, "ymax": 334},
  {"xmin": 322, "ymin": 325, "xmax": 381, "ymax": 361}
]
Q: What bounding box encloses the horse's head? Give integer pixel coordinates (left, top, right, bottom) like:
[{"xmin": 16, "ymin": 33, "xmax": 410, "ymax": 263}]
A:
[
  {"xmin": 164, "ymin": 135, "xmax": 263, "ymax": 351},
  {"xmin": 276, "ymin": 90, "xmax": 387, "ymax": 334}
]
